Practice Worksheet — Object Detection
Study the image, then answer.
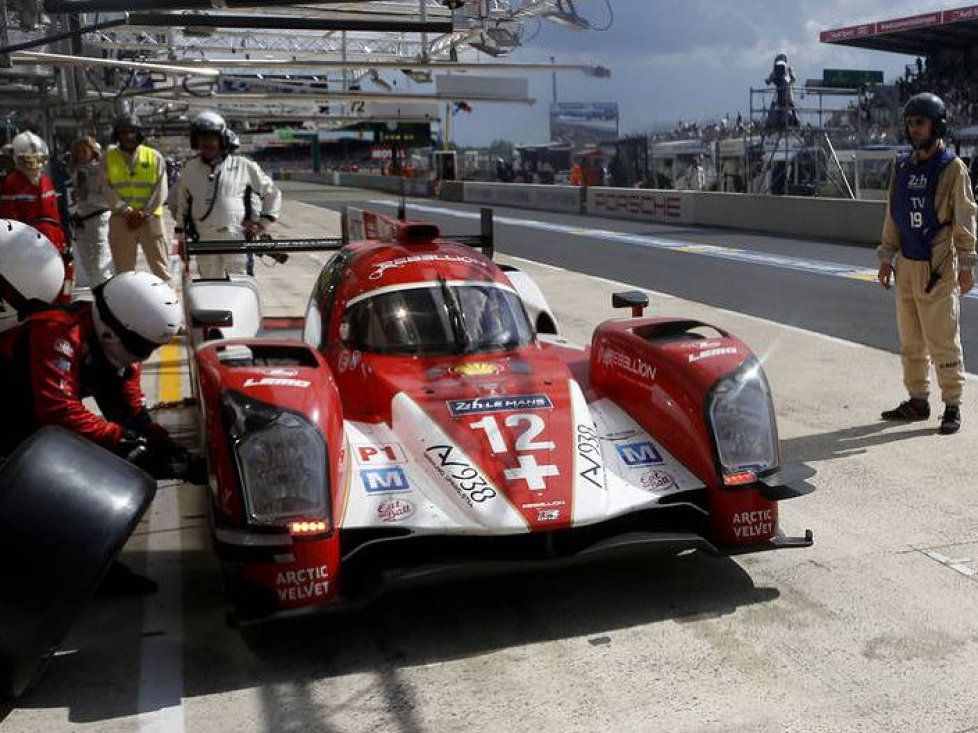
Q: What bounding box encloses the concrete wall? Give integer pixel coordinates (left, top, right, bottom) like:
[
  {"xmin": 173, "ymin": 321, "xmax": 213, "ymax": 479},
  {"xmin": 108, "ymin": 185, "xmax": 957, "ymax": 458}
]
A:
[
  {"xmin": 336, "ymin": 173, "xmax": 433, "ymax": 198},
  {"xmin": 585, "ymin": 187, "xmax": 885, "ymax": 243},
  {"xmin": 462, "ymin": 182, "xmax": 584, "ymax": 214},
  {"xmin": 325, "ymin": 175, "xmax": 887, "ymax": 245}
]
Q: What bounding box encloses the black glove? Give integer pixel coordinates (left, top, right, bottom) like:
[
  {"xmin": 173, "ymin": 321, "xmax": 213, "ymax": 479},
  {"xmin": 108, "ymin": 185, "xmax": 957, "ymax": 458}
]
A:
[{"xmin": 115, "ymin": 431, "xmax": 149, "ymax": 462}]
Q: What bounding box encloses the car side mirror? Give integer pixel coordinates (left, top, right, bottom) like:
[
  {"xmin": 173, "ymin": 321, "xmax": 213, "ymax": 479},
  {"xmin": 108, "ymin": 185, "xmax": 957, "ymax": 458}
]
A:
[
  {"xmin": 191, "ymin": 309, "xmax": 234, "ymax": 328},
  {"xmin": 612, "ymin": 290, "xmax": 649, "ymax": 317}
]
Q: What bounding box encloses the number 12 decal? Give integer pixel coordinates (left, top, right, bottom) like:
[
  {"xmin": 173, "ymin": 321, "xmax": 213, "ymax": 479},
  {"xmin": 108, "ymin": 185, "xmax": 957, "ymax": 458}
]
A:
[
  {"xmin": 470, "ymin": 414, "xmax": 560, "ymax": 491},
  {"xmin": 470, "ymin": 414, "xmax": 555, "ymax": 454}
]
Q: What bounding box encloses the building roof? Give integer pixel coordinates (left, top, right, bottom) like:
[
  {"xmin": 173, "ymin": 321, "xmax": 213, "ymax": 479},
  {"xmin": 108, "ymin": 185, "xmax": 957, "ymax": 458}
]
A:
[{"xmin": 820, "ymin": 6, "xmax": 978, "ymax": 55}]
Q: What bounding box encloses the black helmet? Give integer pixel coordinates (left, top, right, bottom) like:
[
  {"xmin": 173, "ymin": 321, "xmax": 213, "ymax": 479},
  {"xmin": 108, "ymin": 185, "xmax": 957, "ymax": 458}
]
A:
[
  {"xmin": 903, "ymin": 92, "xmax": 948, "ymax": 148},
  {"xmin": 190, "ymin": 110, "xmax": 231, "ymax": 152},
  {"xmin": 112, "ymin": 113, "xmax": 144, "ymax": 144}
]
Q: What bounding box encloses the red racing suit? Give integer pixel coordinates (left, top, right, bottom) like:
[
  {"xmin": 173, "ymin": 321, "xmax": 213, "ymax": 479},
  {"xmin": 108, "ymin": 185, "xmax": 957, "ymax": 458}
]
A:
[
  {"xmin": 0, "ymin": 169, "xmax": 68, "ymax": 252},
  {"xmin": 0, "ymin": 302, "xmax": 159, "ymax": 456}
]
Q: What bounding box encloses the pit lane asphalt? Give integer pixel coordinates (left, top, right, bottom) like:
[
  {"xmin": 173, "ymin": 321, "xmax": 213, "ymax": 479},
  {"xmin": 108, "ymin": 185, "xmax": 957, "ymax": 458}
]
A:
[
  {"xmin": 293, "ymin": 185, "xmax": 978, "ymax": 360},
  {"xmin": 4, "ymin": 184, "xmax": 978, "ymax": 733}
]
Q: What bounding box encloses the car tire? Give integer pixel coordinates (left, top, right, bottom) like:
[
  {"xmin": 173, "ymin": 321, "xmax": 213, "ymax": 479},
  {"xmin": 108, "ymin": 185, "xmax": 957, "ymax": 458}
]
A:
[{"xmin": 0, "ymin": 427, "xmax": 157, "ymax": 699}]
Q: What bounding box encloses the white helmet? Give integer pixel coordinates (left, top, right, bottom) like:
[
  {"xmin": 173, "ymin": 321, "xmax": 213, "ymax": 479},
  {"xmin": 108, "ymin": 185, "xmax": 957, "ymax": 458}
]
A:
[
  {"xmin": 12, "ymin": 131, "xmax": 49, "ymax": 183},
  {"xmin": 92, "ymin": 271, "xmax": 182, "ymax": 368},
  {"xmin": 190, "ymin": 110, "xmax": 230, "ymax": 153},
  {"xmin": 0, "ymin": 219, "xmax": 65, "ymax": 333}
]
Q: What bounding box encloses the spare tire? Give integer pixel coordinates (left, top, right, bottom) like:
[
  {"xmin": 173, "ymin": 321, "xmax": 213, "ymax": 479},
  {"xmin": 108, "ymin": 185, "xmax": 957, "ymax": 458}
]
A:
[{"xmin": 0, "ymin": 427, "xmax": 156, "ymax": 698}]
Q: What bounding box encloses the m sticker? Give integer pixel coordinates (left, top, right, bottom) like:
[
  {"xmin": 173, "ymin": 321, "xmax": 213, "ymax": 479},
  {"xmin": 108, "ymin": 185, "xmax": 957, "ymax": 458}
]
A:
[
  {"xmin": 616, "ymin": 441, "xmax": 663, "ymax": 467},
  {"xmin": 360, "ymin": 466, "xmax": 410, "ymax": 493},
  {"xmin": 447, "ymin": 394, "xmax": 553, "ymax": 417}
]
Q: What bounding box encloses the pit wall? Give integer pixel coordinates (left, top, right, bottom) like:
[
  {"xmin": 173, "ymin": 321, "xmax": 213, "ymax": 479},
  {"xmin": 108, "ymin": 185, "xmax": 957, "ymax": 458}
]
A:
[{"xmin": 326, "ymin": 177, "xmax": 887, "ymax": 245}]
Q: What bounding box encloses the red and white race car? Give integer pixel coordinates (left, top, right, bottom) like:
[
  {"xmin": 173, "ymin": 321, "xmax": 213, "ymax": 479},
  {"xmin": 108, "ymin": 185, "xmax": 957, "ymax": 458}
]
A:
[{"xmin": 182, "ymin": 207, "xmax": 814, "ymax": 622}]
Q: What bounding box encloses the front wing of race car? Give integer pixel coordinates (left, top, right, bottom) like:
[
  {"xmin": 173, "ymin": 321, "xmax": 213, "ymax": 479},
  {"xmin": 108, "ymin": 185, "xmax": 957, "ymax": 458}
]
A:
[{"xmin": 202, "ymin": 349, "xmax": 810, "ymax": 623}]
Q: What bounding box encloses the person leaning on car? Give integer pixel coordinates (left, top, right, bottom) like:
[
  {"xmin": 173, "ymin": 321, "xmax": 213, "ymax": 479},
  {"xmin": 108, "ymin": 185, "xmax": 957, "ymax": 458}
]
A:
[{"xmin": 877, "ymin": 92, "xmax": 977, "ymax": 434}]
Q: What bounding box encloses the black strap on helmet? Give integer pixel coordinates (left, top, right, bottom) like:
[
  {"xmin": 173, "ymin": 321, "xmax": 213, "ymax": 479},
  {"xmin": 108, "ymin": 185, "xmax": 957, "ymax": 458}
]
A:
[{"xmin": 92, "ymin": 284, "xmax": 158, "ymax": 360}]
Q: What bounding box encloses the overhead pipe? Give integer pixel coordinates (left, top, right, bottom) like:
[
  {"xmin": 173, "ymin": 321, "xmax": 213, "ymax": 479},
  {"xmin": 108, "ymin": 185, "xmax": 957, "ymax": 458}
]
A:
[
  {"xmin": 45, "ymin": 0, "xmax": 361, "ymax": 11},
  {"xmin": 0, "ymin": 16, "xmax": 127, "ymax": 55},
  {"xmin": 123, "ymin": 14, "xmax": 453, "ymax": 33}
]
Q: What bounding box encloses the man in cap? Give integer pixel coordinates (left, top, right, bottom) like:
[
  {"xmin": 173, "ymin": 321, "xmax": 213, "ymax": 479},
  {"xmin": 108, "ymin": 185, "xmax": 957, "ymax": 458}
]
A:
[{"xmin": 878, "ymin": 92, "xmax": 977, "ymax": 434}]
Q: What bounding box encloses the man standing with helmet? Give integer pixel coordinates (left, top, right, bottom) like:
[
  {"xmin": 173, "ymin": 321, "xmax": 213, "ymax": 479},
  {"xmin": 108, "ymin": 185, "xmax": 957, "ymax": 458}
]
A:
[
  {"xmin": 878, "ymin": 92, "xmax": 977, "ymax": 434},
  {"xmin": 173, "ymin": 111, "xmax": 281, "ymax": 278},
  {"xmin": 103, "ymin": 114, "xmax": 172, "ymax": 283},
  {"xmin": 0, "ymin": 131, "xmax": 69, "ymax": 267}
]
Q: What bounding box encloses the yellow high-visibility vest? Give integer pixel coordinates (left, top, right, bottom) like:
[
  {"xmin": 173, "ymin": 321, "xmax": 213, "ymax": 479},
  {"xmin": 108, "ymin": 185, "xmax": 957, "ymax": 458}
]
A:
[{"xmin": 105, "ymin": 145, "xmax": 163, "ymax": 216}]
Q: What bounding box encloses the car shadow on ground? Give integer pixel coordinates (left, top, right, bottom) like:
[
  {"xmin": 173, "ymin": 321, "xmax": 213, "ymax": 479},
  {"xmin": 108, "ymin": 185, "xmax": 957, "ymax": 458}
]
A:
[
  {"xmin": 10, "ymin": 546, "xmax": 777, "ymax": 725},
  {"xmin": 781, "ymin": 421, "xmax": 938, "ymax": 464}
]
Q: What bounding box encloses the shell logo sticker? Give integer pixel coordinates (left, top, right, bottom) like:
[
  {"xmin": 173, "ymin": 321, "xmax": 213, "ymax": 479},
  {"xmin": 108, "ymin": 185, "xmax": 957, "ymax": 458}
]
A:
[{"xmin": 451, "ymin": 362, "xmax": 502, "ymax": 377}]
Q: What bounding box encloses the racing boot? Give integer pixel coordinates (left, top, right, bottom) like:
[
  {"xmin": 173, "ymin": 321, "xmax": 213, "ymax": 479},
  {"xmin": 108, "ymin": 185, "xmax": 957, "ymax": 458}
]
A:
[
  {"xmin": 939, "ymin": 405, "xmax": 961, "ymax": 435},
  {"xmin": 881, "ymin": 397, "xmax": 930, "ymax": 422},
  {"xmin": 97, "ymin": 561, "xmax": 159, "ymax": 596}
]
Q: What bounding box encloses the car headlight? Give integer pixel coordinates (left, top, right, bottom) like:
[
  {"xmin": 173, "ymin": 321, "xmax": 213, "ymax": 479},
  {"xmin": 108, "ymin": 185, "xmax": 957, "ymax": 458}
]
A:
[
  {"xmin": 707, "ymin": 360, "xmax": 778, "ymax": 485},
  {"xmin": 222, "ymin": 390, "xmax": 329, "ymax": 527}
]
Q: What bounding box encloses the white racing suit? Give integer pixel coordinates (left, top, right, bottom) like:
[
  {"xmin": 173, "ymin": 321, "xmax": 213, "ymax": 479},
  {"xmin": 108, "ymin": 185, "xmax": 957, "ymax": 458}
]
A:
[
  {"xmin": 70, "ymin": 160, "xmax": 115, "ymax": 286},
  {"xmin": 173, "ymin": 154, "xmax": 282, "ymax": 278}
]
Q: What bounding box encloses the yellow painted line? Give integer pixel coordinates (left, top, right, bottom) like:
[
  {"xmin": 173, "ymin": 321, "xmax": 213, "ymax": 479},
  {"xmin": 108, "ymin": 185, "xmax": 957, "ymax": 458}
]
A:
[
  {"xmin": 157, "ymin": 339, "xmax": 184, "ymax": 403},
  {"xmin": 842, "ymin": 272, "xmax": 879, "ymax": 282}
]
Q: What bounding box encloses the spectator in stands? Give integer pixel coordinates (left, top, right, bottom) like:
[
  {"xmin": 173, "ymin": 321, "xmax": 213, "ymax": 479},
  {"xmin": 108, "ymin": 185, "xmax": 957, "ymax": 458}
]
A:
[{"xmin": 877, "ymin": 93, "xmax": 977, "ymax": 434}]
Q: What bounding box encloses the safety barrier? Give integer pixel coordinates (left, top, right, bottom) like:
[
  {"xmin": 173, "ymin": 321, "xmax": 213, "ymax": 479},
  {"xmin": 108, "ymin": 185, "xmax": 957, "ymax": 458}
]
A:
[
  {"xmin": 324, "ymin": 175, "xmax": 888, "ymax": 245},
  {"xmin": 461, "ymin": 182, "xmax": 584, "ymax": 214},
  {"xmin": 334, "ymin": 173, "xmax": 434, "ymax": 198}
]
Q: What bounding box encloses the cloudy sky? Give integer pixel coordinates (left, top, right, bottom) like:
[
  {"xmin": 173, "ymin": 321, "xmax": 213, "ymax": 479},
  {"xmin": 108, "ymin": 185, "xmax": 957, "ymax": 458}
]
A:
[{"xmin": 448, "ymin": 0, "xmax": 970, "ymax": 145}]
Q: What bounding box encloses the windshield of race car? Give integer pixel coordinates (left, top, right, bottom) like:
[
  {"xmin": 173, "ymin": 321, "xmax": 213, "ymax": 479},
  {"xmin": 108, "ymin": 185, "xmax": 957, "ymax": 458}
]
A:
[{"xmin": 343, "ymin": 282, "xmax": 533, "ymax": 355}]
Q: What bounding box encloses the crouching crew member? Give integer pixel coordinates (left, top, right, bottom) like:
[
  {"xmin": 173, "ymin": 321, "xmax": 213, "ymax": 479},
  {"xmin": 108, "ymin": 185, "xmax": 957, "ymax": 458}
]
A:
[
  {"xmin": 878, "ymin": 92, "xmax": 977, "ymax": 434},
  {"xmin": 0, "ymin": 271, "xmax": 183, "ymax": 468}
]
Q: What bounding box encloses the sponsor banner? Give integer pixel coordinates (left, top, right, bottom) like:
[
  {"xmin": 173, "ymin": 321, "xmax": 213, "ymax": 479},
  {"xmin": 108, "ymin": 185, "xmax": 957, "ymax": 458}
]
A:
[
  {"xmin": 550, "ymin": 102, "xmax": 620, "ymax": 146},
  {"xmin": 463, "ymin": 182, "xmax": 582, "ymax": 214},
  {"xmin": 586, "ymin": 187, "xmax": 690, "ymax": 223},
  {"xmin": 447, "ymin": 394, "xmax": 553, "ymax": 417},
  {"xmin": 819, "ymin": 23, "xmax": 877, "ymax": 42},
  {"xmin": 945, "ymin": 5, "xmax": 978, "ymax": 23},
  {"xmin": 878, "ymin": 12, "xmax": 941, "ymax": 33}
]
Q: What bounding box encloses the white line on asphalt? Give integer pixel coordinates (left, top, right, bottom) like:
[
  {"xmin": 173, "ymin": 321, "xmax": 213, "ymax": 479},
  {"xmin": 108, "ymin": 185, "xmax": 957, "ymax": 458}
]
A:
[
  {"xmin": 504, "ymin": 255, "xmax": 565, "ymax": 272},
  {"xmin": 371, "ymin": 199, "xmax": 978, "ymax": 301},
  {"xmin": 137, "ymin": 482, "xmax": 186, "ymax": 733}
]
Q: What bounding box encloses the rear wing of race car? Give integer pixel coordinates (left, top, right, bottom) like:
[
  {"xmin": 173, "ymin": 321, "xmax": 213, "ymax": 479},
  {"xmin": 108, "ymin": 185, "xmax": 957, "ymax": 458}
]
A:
[
  {"xmin": 181, "ymin": 235, "xmax": 345, "ymax": 262},
  {"xmin": 343, "ymin": 205, "xmax": 495, "ymax": 260},
  {"xmin": 182, "ymin": 205, "xmax": 495, "ymax": 261}
]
